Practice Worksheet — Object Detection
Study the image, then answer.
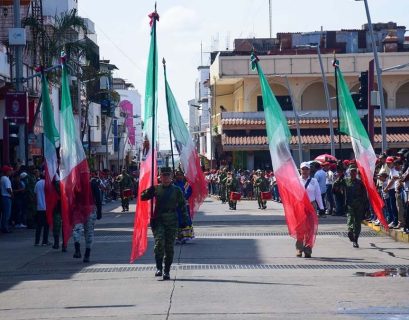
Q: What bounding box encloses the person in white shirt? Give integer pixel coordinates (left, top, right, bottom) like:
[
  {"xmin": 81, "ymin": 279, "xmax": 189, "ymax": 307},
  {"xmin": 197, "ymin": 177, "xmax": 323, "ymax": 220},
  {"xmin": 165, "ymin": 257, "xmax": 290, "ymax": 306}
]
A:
[
  {"xmin": 313, "ymin": 162, "xmax": 327, "ymax": 216},
  {"xmin": 323, "ymin": 162, "xmax": 335, "ymax": 215},
  {"xmin": 1, "ymin": 166, "xmax": 14, "ymax": 233},
  {"xmin": 34, "ymin": 173, "xmax": 49, "ymax": 246},
  {"xmin": 296, "ymin": 162, "xmax": 324, "ymax": 258}
]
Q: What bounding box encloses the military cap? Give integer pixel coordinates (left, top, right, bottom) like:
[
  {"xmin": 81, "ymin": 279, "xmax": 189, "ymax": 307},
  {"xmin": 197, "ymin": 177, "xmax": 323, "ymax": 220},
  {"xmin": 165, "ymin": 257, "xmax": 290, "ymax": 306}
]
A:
[
  {"xmin": 397, "ymin": 148, "xmax": 408, "ymax": 155},
  {"xmin": 160, "ymin": 167, "xmax": 172, "ymax": 174}
]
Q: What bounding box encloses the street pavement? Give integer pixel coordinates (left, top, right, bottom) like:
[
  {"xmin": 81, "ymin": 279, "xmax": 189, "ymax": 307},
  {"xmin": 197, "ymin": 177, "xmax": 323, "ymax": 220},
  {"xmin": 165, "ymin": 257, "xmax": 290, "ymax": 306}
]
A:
[{"xmin": 0, "ymin": 197, "xmax": 409, "ymax": 320}]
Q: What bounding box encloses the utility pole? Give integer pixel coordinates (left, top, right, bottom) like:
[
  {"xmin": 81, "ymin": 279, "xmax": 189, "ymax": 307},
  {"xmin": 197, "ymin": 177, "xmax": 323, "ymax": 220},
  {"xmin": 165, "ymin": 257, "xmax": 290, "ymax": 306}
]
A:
[
  {"xmin": 358, "ymin": 0, "xmax": 387, "ymax": 152},
  {"xmin": 368, "ymin": 60, "xmax": 375, "ymax": 145},
  {"xmin": 13, "ymin": 0, "xmax": 26, "ymax": 164}
]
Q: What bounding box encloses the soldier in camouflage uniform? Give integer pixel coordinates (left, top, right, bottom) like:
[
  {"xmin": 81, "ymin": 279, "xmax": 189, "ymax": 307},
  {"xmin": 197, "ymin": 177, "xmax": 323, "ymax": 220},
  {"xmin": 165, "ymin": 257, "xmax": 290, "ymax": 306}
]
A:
[
  {"xmin": 117, "ymin": 169, "xmax": 133, "ymax": 212},
  {"xmin": 254, "ymin": 170, "xmax": 269, "ymax": 210},
  {"xmin": 72, "ymin": 171, "xmax": 102, "ymax": 263},
  {"xmin": 345, "ymin": 165, "xmax": 369, "ymax": 248},
  {"xmin": 141, "ymin": 167, "xmax": 189, "ymax": 280},
  {"xmin": 225, "ymin": 171, "xmax": 239, "ymax": 210},
  {"xmin": 218, "ymin": 168, "xmax": 228, "ymax": 204}
]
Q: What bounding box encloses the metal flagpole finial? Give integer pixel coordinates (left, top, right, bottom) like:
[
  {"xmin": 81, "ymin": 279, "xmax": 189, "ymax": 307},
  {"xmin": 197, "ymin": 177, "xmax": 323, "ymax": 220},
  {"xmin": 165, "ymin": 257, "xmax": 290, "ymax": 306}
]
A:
[
  {"xmin": 332, "ymin": 50, "xmax": 339, "ymax": 68},
  {"xmin": 155, "ymin": 2, "xmax": 157, "ymax": 11},
  {"xmin": 162, "ymin": 57, "xmax": 166, "ymax": 67}
]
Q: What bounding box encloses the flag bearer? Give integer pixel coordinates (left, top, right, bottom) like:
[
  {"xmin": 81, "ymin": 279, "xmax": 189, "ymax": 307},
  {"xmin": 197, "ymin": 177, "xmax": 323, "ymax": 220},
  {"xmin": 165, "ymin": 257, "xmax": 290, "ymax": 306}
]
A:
[
  {"xmin": 345, "ymin": 165, "xmax": 369, "ymax": 248},
  {"xmin": 141, "ymin": 167, "xmax": 189, "ymax": 280}
]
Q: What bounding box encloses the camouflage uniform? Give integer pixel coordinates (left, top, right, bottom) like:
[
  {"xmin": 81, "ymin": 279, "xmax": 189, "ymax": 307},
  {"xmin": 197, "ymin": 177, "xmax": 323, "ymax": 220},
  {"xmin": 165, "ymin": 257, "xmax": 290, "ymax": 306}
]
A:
[
  {"xmin": 254, "ymin": 174, "xmax": 269, "ymax": 209},
  {"xmin": 345, "ymin": 176, "xmax": 368, "ymax": 246},
  {"xmin": 117, "ymin": 172, "xmax": 133, "ymax": 211},
  {"xmin": 226, "ymin": 175, "xmax": 239, "ymax": 210},
  {"xmin": 141, "ymin": 183, "xmax": 188, "ymax": 275},
  {"xmin": 72, "ymin": 211, "xmax": 97, "ymax": 249},
  {"xmin": 219, "ymin": 171, "xmax": 227, "ymax": 203}
]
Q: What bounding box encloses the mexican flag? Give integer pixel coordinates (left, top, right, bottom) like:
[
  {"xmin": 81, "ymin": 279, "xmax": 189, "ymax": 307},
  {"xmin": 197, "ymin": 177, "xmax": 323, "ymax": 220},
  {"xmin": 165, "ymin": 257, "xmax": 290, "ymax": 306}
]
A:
[
  {"xmin": 251, "ymin": 53, "xmax": 318, "ymax": 248},
  {"xmin": 130, "ymin": 10, "xmax": 159, "ymax": 263},
  {"xmin": 164, "ymin": 65, "xmax": 207, "ymax": 217},
  {"xmin": 59, "ymin": 56, "xmax": 94, "ymax": 244},
  {"xmin": 334, "ymin": 62, "xmax": 388, "ymax": 229},
  {"xmin": 41, "ymin": 72, "xmax": 60, "ymax": 228}
]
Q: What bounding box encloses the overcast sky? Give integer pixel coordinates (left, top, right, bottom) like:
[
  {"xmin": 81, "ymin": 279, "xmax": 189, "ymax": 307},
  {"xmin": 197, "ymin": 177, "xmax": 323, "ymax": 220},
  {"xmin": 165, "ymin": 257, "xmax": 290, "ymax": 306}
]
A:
[{"xmin": 78, "ymin": 0, "xmax": 408, "ymax": 149}]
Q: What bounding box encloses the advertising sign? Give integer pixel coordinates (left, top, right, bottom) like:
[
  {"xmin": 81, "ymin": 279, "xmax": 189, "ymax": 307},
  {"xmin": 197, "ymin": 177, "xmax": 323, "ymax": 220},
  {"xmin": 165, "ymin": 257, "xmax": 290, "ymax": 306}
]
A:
[{"xmin": 5, "ymin": 92, "xmax": 28, "ymax": 124}]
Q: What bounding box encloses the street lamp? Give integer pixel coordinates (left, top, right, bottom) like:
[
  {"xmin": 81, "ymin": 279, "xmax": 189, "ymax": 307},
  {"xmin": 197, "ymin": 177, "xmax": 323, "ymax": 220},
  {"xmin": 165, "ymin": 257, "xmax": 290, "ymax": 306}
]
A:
[
  {"xmin": 296, "ymin": 44, "xmax": 335, "ymax": 156},
  {"xmin": 355, "ymin": 0, "xmax": 387, "ymax": 152},
  {"xmin": 382, "ymin": 62, "xmax": 409, "ymax": 73}
]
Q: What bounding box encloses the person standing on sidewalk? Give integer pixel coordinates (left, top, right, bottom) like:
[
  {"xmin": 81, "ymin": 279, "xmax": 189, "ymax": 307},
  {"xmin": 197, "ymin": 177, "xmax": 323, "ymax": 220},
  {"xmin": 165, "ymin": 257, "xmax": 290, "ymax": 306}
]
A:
[
  {"xmin": 72, "ymin": 171, "xmax": 100, "ymax": 263},
  {"xmin": 323, "ymin": 163, "xmax": 335, "ymax": 215},
  {"xmin": 314, "ymin": 162, "xmax": 327, "ymax": 217},
  {"xmin": 141, "ymin": 167, "xmax": 189, "ymax": 280},
  {"xmin": 1, "ymin": 166, "xmax": 14, "ymax": 233},
  {"xmin": 345, "ymin": 166, "xmax": 369, "ymax": 248},
  {"xmin": 332, "ymin": 165, "xmax": 347, "ymax": 217},
  {"xmin": 298, "ymin": 162, "xmax": 324, "ymax": 258},
  {"xmin": 384, "ymin": 157, "xmax": 399, "ymax": 228},
  {"xmin": 34, "ymin": 173, "xmax": 49, "ymax": 246}
]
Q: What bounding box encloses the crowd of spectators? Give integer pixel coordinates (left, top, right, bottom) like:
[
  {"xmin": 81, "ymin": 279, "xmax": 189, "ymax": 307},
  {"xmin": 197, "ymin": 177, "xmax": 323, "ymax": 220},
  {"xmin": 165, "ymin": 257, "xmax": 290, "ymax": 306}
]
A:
[{"xmin": 204, "ymin": 148, "xmax": 409, "ymax": 233}]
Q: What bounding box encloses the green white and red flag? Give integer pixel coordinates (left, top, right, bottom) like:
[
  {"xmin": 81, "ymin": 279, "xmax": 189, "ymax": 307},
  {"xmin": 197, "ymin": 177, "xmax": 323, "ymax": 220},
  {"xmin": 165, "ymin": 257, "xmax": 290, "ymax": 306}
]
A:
[
  {"xmin": 40, "ymin": 71, "xmax": 60, "ymax": 228},
  {"xmin": 334, "ymin": 61, "xmax": 388, "ymax": 229},
  {"xmin": 59, "ymin": 55, "xmax": 94, "ymax": 244},
  {"xmin": 164, "ymin": 65, "xmax": 208, "ymax": 217},
  {"xmin": 130, "ymin": 10, "xmax": 159, "ymax": 263},
  {"xmin": 251, "ymin": 53, "xmax": 318, "ymax": 248}
]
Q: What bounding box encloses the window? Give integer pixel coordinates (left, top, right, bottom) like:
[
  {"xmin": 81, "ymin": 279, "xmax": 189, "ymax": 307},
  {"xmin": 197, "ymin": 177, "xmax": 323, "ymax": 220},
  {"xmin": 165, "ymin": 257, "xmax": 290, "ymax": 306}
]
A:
[{"xmin": 257, "ymin": 95, "xmax": 293, "ymax": 111}]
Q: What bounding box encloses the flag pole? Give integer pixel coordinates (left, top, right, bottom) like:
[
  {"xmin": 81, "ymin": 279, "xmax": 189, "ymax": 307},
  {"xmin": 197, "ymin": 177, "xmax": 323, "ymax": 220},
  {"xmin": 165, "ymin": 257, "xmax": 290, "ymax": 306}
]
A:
[
  {"xmin": 333, "ymin": 55, "xmax": 343, "ymax": 160},
  {"xmin": 151, "ymin": 3, "xmax": 158, "ymax": 214},
  {"xmin": 162, "ymin": 58, "xmax": 176, "ymax": 173}
]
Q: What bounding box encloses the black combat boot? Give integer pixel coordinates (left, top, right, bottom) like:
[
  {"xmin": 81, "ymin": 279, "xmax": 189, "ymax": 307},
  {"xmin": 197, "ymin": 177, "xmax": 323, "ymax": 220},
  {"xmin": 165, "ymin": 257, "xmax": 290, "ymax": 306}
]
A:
[
  {"xmin": 73, "ymin": 242, "xmax": 81, "ymax": 258},
  {"xmin": 83, "ymin": 248, "xmax": 91, "ymax": 263},
  {"xmin": 353, "ymin": 235, "xmax": 359, "ymax": 248},
  {"xmin": 155, "ymin": 258, "xmax": 163, "ymax": 277},
  {"xmin": 52, "ymin": 235, "xmax": 59, "ymax": 249},
  {"xmin": 163, "ymin": 263, "xmax": 171, "ymax": 280}
]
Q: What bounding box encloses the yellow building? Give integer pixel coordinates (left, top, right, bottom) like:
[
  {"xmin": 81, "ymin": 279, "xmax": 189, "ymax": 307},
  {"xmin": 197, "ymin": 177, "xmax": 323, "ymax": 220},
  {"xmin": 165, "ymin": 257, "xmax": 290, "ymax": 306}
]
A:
[{"xmin": 208, "ymin": 26, "xmax": 409, "ymax": 170}]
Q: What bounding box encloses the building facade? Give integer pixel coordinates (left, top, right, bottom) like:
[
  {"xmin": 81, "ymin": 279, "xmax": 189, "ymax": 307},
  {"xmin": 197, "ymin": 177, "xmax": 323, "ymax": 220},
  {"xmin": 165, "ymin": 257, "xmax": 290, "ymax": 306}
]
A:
[{"xmin": 209, "ymin": 23, "xmax": 409, "ymax": 170}]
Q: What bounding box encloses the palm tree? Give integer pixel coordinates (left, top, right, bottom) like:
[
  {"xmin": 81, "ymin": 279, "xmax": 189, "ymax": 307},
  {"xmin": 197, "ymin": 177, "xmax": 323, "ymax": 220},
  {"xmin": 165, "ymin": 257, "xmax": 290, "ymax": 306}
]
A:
[{"xmin": 23, "ymin": 8, "xmax": 89, "ymax": 72}]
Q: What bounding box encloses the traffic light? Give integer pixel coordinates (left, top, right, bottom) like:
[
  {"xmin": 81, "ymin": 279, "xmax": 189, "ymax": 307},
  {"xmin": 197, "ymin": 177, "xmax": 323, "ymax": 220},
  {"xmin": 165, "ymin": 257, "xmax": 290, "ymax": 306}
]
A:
[{"xmin": 358, "ymin": 71, "xmax": 368, "ymax": 109}]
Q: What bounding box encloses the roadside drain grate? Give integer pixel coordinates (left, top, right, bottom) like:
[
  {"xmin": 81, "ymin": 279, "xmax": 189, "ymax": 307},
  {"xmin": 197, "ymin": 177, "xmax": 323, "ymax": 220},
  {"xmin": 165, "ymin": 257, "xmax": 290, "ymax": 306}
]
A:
[
  {"xmin": 2, "ymin": 264, "xmax": 408, "ymax": 277},
  {"xmin": 93, "ymin": 231, "xmax": 379, "ymax": 241}
]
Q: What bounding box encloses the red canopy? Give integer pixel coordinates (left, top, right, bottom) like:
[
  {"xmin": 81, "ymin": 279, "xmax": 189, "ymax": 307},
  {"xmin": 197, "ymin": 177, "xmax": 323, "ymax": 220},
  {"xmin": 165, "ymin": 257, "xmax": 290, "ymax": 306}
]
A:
[{"xmin": 315, "ymin": 154, "xmax": 337, "ymax": 163}]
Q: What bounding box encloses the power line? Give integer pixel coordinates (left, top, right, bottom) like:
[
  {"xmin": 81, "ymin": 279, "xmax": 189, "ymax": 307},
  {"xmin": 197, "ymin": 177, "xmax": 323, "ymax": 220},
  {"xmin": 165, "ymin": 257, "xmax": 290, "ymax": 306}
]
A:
[{"xmin": 79, "ymin": 8, "xmax": 144, "ymax": 75}]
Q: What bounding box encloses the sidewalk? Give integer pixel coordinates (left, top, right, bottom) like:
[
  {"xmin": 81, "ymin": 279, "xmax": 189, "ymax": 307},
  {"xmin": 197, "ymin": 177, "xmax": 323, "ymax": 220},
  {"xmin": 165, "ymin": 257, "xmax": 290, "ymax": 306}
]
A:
[{"xmin": 363, "ymin": 220, "xmax": 409, "ymax": 243}]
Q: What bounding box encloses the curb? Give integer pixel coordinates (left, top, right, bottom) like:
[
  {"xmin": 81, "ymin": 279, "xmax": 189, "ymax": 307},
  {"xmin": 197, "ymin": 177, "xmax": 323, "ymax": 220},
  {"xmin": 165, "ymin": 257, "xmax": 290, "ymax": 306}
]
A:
[{"xmin": 363, "ymin": 220, "xmax": 409, "ymax": 243}]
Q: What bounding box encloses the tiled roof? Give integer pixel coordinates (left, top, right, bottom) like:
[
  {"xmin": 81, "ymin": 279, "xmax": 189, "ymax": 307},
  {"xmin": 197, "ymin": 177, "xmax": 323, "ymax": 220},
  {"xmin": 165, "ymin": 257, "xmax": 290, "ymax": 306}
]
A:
[
  {"xmin": 221, "ymin": 116, "xmax": 409, "ymax": 127},
  {"xmin": 222, "ymin": 133, "xmax": 409, "ymax": 146}
]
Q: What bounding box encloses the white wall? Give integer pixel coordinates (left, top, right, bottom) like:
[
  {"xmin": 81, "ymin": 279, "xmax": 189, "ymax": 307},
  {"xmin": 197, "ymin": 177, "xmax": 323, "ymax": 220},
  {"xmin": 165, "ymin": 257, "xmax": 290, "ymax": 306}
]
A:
[{"xmin": 42, "ymin": 0, "xmax": 78, "ymax": 17}]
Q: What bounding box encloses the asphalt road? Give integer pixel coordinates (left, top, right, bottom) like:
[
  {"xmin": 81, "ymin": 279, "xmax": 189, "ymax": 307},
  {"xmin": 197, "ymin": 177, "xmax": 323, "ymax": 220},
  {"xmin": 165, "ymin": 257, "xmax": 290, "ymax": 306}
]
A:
[{"xmin": 0, "ymin": 197, "xmax": 408, "ymax": 320}]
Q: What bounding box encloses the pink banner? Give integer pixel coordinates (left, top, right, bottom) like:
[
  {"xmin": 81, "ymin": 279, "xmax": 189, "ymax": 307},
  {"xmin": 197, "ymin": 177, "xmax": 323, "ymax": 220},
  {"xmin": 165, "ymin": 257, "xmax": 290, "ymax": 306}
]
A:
[{"xmin": 119, "ymin": 100, "xmax": 135, "ymax": 146}]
